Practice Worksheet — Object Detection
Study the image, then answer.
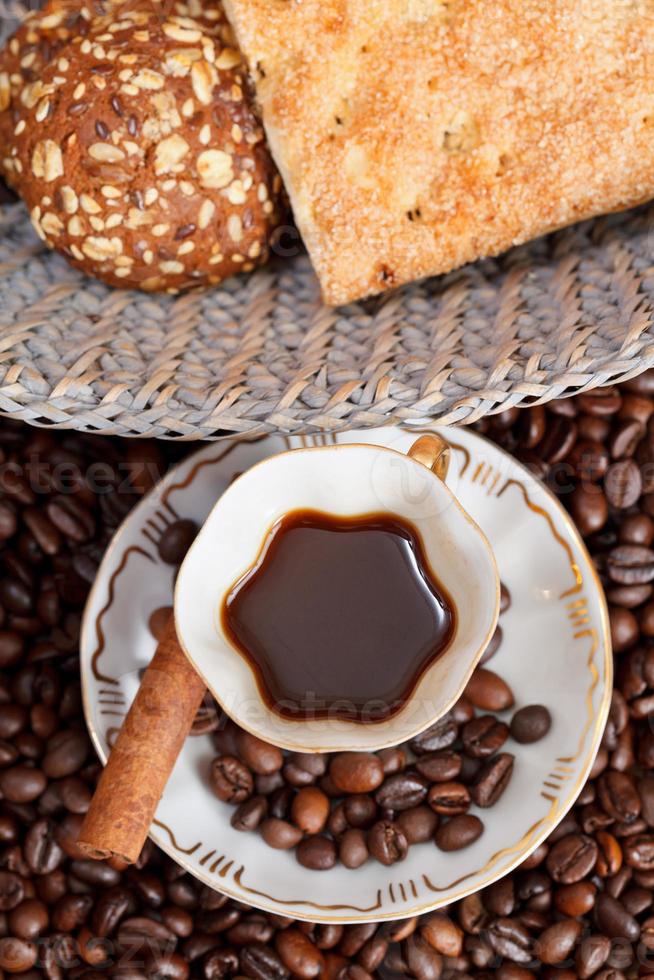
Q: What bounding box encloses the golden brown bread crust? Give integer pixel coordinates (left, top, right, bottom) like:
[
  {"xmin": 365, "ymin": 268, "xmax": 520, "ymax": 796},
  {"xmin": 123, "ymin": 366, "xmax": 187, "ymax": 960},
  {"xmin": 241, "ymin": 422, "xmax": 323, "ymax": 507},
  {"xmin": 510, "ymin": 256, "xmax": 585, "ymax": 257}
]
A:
[
  {"xmin": 1, "ymin": 0, "xmax": 283, "ymax": 293},
  {"xmin": 223, "ymin": 0, "xmax": 654, "ymax": 305}
]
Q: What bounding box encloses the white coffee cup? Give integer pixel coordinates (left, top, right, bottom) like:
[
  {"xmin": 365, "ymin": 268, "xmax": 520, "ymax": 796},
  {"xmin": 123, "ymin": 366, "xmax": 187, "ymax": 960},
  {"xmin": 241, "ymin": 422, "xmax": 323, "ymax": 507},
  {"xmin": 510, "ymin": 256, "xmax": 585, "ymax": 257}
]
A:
[{"xmin": 175, "ymin": 434, "xmax": 500, "ymax": 752}]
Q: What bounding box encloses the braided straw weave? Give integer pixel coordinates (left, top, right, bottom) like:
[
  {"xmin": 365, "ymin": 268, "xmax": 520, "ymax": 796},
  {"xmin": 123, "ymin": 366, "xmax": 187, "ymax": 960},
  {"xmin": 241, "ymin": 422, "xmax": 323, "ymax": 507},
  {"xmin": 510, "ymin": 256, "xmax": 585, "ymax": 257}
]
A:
[
  {"xmin": 1, "ymin": 3, "xmax": 654, "ymax": 439},
  {"xmin": 2, "ymin": 199, "xmax": 654, "ymax": 440}
]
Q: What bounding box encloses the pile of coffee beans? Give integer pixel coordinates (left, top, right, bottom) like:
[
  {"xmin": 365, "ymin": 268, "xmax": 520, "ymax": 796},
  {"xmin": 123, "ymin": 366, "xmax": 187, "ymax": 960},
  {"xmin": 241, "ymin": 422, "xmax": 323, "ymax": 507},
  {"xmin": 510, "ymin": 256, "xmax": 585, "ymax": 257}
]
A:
[
  {"xmin": 0, "ymin": 375, "xmax": 653, "ymax": 978},
  {"xmin": 202, "ymin": 626, "xmax": 551, "ymax": 868}
]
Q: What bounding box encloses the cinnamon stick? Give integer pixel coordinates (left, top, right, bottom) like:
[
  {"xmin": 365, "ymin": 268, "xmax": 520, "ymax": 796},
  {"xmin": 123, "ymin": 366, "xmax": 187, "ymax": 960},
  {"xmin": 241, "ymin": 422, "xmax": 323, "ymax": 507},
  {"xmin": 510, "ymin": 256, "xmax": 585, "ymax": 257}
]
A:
[{"xmin": 77, "ymin": 617, "xmax": 206, "ymax": 864}]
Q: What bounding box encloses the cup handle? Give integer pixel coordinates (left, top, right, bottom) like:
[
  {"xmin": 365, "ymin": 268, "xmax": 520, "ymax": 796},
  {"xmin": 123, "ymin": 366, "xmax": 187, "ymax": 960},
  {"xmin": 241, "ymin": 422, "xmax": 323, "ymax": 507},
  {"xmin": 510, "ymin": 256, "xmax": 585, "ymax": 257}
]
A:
[{"xmin": 407, "ymin": 433, "xmax": 451, "ymax": 482}]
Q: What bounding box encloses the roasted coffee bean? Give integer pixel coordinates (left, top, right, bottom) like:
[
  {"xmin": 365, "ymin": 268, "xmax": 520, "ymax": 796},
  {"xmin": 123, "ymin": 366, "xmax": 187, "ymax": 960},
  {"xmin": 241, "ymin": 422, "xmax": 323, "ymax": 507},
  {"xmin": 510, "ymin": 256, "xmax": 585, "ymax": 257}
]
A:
[
  {"xmin": 623, "ymin": 834, "xmax": 654, "ymax": 870},
  {"xmin": 342, "ymin": 794, "xmax": 377, "ymax": 828},
  {"xmin": 577, "ymin": 387, "xmax": 621, "ymax": 417},
  {"xmin": 204, "ymin": 947, "xmax": 240, "ymax": 978},
  {"xmin": 339, "ymin": 829, "xmax": 369, "ymax": 869},
  {"xmin": 295, "ymin": 836, "xmax": 337, "ymax": 871},
  {"xmin": 0, "ymin": 936, "xmax": 37, "ymax": 972},
  {"xmin": 46, "ymin": 496, "xmax": 94, "ymax": 543},
  {"xmin": 157, "ymin": 520, "xmax": 198, "ymax": 565},
  {"xmin": 610, "ymin": 606, "xmax": 640, "ymax": 651},
  {"xmin": 410, "ymin": 715, "xmax": 458, "ymax": 754},
  {"xmin": 0, "ymin": 763, "xmax": 46, "ymax": 803},
  {"xmin": 396, "ymin": 806, "xmax": 438, "ymax": 844},
  {"xmin": 227, "ymin": 915, "xmax": 274, "ymax": 945},
  {"xmin": 0, "ymin": 704, "xmax": 28, "ymax": 739},
  {"xmin": 570, "ymin": 485, "xmax": 609, "ymax": 535},
  {"xmin": 329, "ymin": 754, "xmax": 384, "ymax": 794},
  {"xmin": 260, "ymin": 819, "xmax": 303, "ymax": 851},
  {"xmin": 419, "ymin": 912, "xmax": 463, "ymax": 957},
  {"xmin": 510, "ymin": 705, "xmax": 552, "ymax": 743},
  {"xmin": 377, "ymin": 746, "xmax": 406, "ymax": 775},
  {"xmin": 576, "ymin": 934, "xmax": 611, "ymax": 978},
  {"xmin": 620, "ymin": 885, "xmax": 652, "ymax": 915},
  {"xmin": 269, "ymin": 785, "xmax": 294, "ymax": 819},
  {"xmin": 554, "ymin": 881, "xmax": 597, "ymax": 917},
  {"xmin": 375, "ymin": 773, "xmax": 428, "ymax": 811},
  {"xmin": 595, "ymin": 830, "xmax": 622, "ymax": 877},
  {"xmin": 42, "ymin": 729, "xmax": 89, "ymax": 778},
  {"xmin": 117, "ymin": 914, "xmax": 176, "ymax": 949},
  {"xmin": 7, "ymin": 898, "xmax": 48, "ymax": 939},
  {"xmin": 465, "ymin": 668, "xmax": 514, "ymax": 712},
  {"xmin": 210, "ymin": 756, "xmax": 253, "ymax": 804},
  {"xmin": 606, "ymin": 545, "xmax": 654, "ymax": 585},
  {"xmin": 328, "ymin": 802, "xmax": 348, "ymax": 838},
  {"xmin": 291, "ymin": 788, "xmax": 330, "ymax": 835},
  {"xmin": 231, "ymin": 796, "xmax": 268, "ymax": 833},
  {"xmin": 534, "ymin": 918, "xmax": 582, "ymax": 964},
  {"xmin": 145, "ymin": 950, "xmax": 190, "ymax": 979},
  {"xmin": 487, "ymin": 917, "xmax": 532, "ymax": 963},
  {"xmin": 0, "ymin": 632, "xmax": 23, "ymax": 669},
  {"xmin": 53, "ymin": 893, "xmax": 93, "ymax": 932},
  {"xmin": 275, "ymin": 929, "xmax": 324, "ymax": 978},
  {"xmin": 367, "ymin": 821, "xmax": 408, "ymax": 865},
  {"xmin": 598, "ymin": 771, "xmax": 641, "ymax": 822},
  {"xmin": 435, "ymin": 814, "xmax": 483, "ymax": 852},
  {"xmin": 462, "ymin": 715, "xmax": 509, "ymax": 757},
  {"xmin": 451, "ymin": 695, "xmax": 475, "ymax": 724},
  {"xmin": 0, "ymin": 872, "xmax": 23, "ymax": 911},
  {"xmin": 547, "ymin": 834, "xmax": 598, "ymax": 883},
  {"xmin": 538, "ymin": 416, "xmax": 578, "ymax": 463},
  {"xmin": 607, "ymin": 583, "xmax": 653, "ymax": 608},
  {"xmin": 404, "ymin": 933, "xmax": 443, "ymax": 980},
  {"xmin": 235, "ymin": 731, "xmax": 283, "ymax": 776},
  {"xmin": 594, "ymin": 893, "xmax": 640, "ymax": 941},
  {"xmin": 414, "ymin": 750, "xmax": 462, "ymax": 782},
  {"xmin": 605, "ymin": 460, "xmax": 642, "ymax": 509},
  {"xmin": 427, "ymin": 782, "xmax": 471, "ymax": 815},
  {"xmin": 568, "ymin": 439, "xmax": 610, "ymax": 482},
  {"xmin": 470, "ymin": 752, "xmax": 514, "ymax": 807}
]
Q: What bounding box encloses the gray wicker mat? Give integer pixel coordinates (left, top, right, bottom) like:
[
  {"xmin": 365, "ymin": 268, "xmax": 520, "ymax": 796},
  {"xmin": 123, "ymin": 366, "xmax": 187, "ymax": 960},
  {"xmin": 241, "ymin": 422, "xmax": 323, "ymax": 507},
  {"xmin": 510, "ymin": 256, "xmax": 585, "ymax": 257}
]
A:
[{"xmin": 1, "ymin": 197, "xmax": 654, "ymax": 439}]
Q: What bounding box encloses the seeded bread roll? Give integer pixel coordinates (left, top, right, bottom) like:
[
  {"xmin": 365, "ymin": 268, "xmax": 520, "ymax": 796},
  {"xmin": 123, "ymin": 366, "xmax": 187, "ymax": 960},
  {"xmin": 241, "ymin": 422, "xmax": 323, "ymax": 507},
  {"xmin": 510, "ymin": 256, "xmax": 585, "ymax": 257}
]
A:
[
  {"xmin": 1, "ymin": 0, "xmax": 283, "ymax": 292},
  {"xmin": 0, "ymin": 0, "xmax": 91, "ymax": 173}
]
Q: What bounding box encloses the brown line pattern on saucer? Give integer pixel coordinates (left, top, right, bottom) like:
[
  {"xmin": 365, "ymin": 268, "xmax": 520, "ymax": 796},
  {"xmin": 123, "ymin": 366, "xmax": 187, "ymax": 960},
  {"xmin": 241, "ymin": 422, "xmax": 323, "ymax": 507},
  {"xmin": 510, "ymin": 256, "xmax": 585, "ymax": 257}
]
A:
[
  {"xmin": 496, "ymin": 478, "xmax": 583, "ymax": 598},
  {"xmin": 231, "ymin": 867, "xmax": 384, "ymax": 914},
  {"xmin": 556, "ymin": 628, "xmax": 600, "ymax": 765},
  {"xmin": 160, "ymin": 442, "xmax": 245, "ymax": 506},
  {"xmin": 91, "ymin": 544, "xmax": 156, "ymax": 684},
  {"xmin": 152, "ymin": 819, "xmax": 201, "ymax": 856}
]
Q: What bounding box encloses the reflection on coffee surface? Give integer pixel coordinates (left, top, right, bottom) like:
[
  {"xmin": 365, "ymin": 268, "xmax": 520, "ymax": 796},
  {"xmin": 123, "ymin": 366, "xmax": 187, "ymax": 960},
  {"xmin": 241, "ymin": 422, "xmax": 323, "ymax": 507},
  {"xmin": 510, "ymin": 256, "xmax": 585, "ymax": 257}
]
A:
[{"xmin": 221, "ymin": 509, "xmax": 455, "ymax": 722}]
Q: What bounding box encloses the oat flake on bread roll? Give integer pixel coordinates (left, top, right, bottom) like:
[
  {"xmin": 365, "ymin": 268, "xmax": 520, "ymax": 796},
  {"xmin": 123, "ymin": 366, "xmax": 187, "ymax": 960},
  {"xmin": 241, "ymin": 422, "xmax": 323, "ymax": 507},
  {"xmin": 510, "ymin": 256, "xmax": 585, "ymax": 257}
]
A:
[{"xmin": 1, "ymin": 0, "xmax": 283, "ymax": 292}]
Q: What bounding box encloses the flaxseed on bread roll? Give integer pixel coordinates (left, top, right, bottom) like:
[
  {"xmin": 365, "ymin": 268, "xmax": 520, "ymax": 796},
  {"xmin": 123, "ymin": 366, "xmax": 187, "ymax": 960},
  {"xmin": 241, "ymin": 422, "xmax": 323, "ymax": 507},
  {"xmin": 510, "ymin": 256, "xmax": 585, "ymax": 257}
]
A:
[
  {"xmin": 0, "ymin": 0, "xmax": 98, "ymax": 185},
  {"xmin": 0, "ymin": 0, "xmax": 283, "ymax": 293}
]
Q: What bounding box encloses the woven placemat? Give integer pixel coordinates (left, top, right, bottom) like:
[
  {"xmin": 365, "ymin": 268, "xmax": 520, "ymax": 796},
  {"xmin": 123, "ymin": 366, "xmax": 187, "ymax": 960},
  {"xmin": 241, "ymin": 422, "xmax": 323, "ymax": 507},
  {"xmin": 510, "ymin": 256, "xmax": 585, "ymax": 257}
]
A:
[
  {"xmin": 1, "ymin": 197, "xmax": 654, "ymax": 439},
  {"xmin": 2, "ymin": 1, "xmax": 654, "ymax": 440}
]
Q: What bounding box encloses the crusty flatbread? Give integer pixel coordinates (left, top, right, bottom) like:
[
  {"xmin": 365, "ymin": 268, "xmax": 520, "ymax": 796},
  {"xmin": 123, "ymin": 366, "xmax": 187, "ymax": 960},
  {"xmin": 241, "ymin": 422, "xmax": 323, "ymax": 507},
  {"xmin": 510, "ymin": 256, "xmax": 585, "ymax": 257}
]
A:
[{"xmin": 223, "ymin": 0, "xmax": 654, "ymax": 306}]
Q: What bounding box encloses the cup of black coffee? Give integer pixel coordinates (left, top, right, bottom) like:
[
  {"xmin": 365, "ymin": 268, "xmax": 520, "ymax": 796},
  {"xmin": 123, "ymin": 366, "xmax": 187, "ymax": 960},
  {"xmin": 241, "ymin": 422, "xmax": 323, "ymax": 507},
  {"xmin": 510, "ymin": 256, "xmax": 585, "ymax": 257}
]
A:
[{"xmin": 174, "ymin": 432, "xmax": 500, "ymax": 752}]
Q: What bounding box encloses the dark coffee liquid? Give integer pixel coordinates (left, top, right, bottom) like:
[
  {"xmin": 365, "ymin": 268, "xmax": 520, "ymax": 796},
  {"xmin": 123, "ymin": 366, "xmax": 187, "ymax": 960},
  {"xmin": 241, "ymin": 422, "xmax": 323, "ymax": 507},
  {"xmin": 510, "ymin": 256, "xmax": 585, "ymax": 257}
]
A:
[{"xmin": 221, "ymin": 509, "xmax": 455, "ymax": 723}]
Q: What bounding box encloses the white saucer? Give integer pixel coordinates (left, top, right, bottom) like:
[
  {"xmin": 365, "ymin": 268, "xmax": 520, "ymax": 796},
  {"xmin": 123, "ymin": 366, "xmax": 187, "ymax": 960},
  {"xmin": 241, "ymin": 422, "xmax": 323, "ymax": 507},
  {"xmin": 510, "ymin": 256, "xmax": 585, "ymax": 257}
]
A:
[{"xmin": 80, "ymin": 426, "xmax": 611, "ymax": 924}]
